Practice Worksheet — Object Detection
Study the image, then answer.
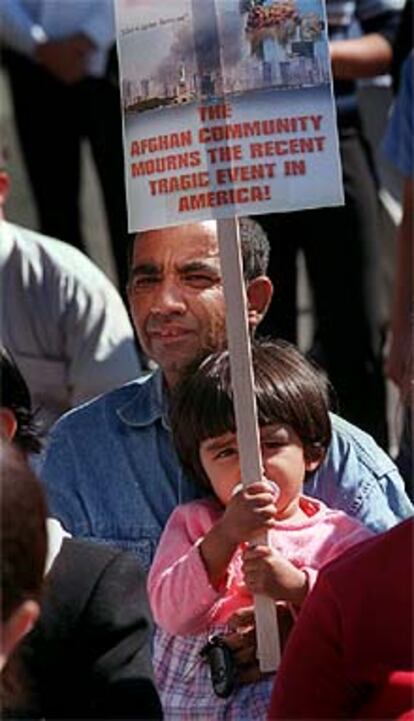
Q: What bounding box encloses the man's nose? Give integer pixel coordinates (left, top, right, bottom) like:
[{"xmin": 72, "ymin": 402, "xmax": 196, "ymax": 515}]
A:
[{"xmin": 152, "ymin": 278, "xmax": 186, "ymax": 315}]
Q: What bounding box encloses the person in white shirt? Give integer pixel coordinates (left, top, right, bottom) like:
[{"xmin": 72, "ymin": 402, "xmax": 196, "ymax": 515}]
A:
[
  {"xmin": 0, "ymin": 166, "xmax": 142, "ymax": 431},
  {"xmin": 0, "ymin": 0, "xmax": 130, "ymax": 288}
]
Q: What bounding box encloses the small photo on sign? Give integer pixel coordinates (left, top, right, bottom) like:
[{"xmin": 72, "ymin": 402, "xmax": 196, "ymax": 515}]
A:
[{"xmin": 118, "ymin": 0, "xmax": 330, "ymax": 115}]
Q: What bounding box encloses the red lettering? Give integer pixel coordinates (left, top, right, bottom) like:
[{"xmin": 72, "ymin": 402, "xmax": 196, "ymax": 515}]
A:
[
  {"xmin": 198, "ymin": 103, "xmax": 232, "ymax": 122},
  {"xmin": 177, "ymin": 184, "xmax": 272, "ymax": 212}
]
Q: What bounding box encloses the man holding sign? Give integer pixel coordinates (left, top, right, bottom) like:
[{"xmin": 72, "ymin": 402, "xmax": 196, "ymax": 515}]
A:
[
  {"xmin": 39, "ymin": 217, "xmax": 412, "ymax": 680},
  {"xmin": 40, "ymin": 218, "xmax": 411, "ymax": 547}
]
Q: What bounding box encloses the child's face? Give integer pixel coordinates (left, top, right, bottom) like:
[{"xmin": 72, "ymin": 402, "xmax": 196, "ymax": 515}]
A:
[{"xmin": 199, "ymin": 424, "xmax": 320, "ymax": 518}]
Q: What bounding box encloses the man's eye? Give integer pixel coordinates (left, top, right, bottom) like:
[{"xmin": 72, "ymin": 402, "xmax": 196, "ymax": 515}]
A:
[
  {"xmin": 185, "ymin": 274, "xmax": 216, "ymax": 287},
  {"xmin": 131, "ymin": 276, "xmax": 159, "ymax": 289}
]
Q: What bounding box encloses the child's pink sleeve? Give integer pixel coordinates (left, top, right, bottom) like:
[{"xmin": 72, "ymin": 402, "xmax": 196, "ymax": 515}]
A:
[{"xmin": 147, "ymin": 501, "xmax": 223, "ymax": 635}]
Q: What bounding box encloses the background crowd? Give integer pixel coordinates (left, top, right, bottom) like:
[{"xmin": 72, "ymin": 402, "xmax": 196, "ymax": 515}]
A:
[{"xmin": 0, "ymin": 0, "xmax": 412, "ymax": 719}]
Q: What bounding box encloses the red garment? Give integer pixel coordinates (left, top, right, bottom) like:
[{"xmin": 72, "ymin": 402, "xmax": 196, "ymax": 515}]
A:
[
  {"xmin": 269, "ymin": 518, "xmax": 414, "ymax": 719},
  {"xmin": 358, "ymin": 671, "xmax": 414, "ymax": 719}
]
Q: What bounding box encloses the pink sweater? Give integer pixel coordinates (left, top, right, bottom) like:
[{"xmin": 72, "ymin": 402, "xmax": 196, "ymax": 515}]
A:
[{"xmin": 148, "ymin": 495, "xmax": 372, "ymax": 635}]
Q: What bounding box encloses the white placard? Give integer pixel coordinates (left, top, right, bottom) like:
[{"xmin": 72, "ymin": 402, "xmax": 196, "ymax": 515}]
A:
[{"xmin": 115, "ymin": 0, "xmax": 343, "ymax": 231}]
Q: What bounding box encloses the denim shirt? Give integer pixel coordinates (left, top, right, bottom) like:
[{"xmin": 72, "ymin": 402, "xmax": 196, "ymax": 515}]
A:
[{"xmin": 40, "ymin": 370, "xmax": 413, "ymax": 571}]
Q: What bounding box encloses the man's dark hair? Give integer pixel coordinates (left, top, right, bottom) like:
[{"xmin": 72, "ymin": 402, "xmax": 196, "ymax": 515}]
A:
[
  {"xmin": 0, "ymin": 347, "xmax": 42, "ymax": 454},
  {"xmin": 1, "ymin": 442, "xmax": 47, "ymax": 623},
  {"xmin": 127, "ymin": 217, "xmax": 270, "ymax": 282},
  {"xmin": 239, "ymin": 216, "xmax": 270, "ymax": 280},
  {"xmin": 170, "ymin": 338, "xmax": 331, "ymax": 490}
]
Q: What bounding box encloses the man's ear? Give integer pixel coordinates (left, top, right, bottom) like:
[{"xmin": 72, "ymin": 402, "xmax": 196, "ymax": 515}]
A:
[
  {"xmin": 305, "ymin": 457, "xmax": 322, "ymax": 473},
  {"xmin": 246, "ymin": 276, "xmax": 273, "ymax": 331},
  {"xmin": 305, "ymin": 446, "xmax": 325, "ymax": 473},
  {"xmin": 0, "ymin": 407, "xmax": 18, "ymax": 443},
  {"xmin": 0, "ymin": 601, "xmax": 40, "ymax": 671}
]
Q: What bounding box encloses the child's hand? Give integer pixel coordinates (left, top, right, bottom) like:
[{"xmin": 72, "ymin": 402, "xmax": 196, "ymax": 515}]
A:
[
  {"xmin": 217, "ymin": 481, "xmax": 278, "ymax": 546},
  {"xmin": 224, "ymin": 603, "xmax": 296, "ymax": 680},
  {"xmin": 242, "ymin": 545, "xmax": 308, "ymax": 605}
]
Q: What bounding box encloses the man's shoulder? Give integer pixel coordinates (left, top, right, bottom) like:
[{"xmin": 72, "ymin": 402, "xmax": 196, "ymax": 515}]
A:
[
  {"xmin": 328, "ymin": 412, "xmax": 396, "ymax": 475},
  {"xmin": 7, "ymin": 221, "xmax": 81, "ymax": 264},
  {"xmin": 56, "ymin": 537, "xmax": 125, "ymax": 571},
  {"xmin": 6, "ymin": 221, "xmax": 121, "ymax": 294},
  {"xmin": 27, "ymin": 539, "xmax": 147, "ymax": 668},
  {"xmin": 51, "ymin": 537, "xmax": 143, "ymax": 594},
  {"xmin": 308, "ymin": 413, "xmax": 413, "ymax": 531},
  {"xmin": 49, "ymin": 373, "xmax": 156, "ymax": 435}
]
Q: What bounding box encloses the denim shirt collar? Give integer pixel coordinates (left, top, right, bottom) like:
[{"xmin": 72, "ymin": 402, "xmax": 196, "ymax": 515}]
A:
[{"xmin": 116, "ymin": 369, "xmax": 171, "ymax": 430}]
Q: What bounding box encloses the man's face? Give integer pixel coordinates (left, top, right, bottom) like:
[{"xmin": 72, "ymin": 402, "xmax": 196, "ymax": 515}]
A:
[{"xmin": 128, "ymin": 222, "xmax": 228, "ymax": 387}]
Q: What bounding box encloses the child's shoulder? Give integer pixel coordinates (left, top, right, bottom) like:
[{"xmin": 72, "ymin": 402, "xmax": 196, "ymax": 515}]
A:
[
  {"xmin": 301, "ymin": 495, "xmax": 370, "ymax": 531},
  {"xmin": 302, "ymin": 496, "xmax": 373, "ymax": 547}
]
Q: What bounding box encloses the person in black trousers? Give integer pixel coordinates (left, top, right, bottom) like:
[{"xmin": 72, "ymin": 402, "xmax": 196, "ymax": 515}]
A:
[
  {"xmin": 257, "ymin": 0, "xmax": 403, "ymax": 448},
  {"xmin": 1, "ymin": 1, "xmax": 129, "ymax": 290}
]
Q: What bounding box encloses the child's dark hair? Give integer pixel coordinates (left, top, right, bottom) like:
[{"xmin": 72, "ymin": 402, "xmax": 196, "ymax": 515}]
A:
[
  {"xmin": 0, "ymin": 346, "xmax": 42, "ymax": 455},
  {"xmin": 170, "ymin": 339, "xmax": 332, "ymax": 490}
]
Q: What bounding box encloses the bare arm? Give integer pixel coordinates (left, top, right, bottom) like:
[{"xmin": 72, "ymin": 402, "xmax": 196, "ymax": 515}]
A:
[
  {"xmin": 330, "ymin": 33, "xmax": 393, "ymax": 79},
  {"xmin": 386, "ymin": 178, "xmax": 413, "ymax": 398},
  {"xmin": 35, "ymin": 34, "xmax": 95, "ymax": 84}
]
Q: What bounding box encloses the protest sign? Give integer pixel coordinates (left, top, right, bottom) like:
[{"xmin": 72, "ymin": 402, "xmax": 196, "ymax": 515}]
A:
[
  {"xmin": 116, "ymin": 0, "xmax": 344, "ymax": 672},
  {"xmin": 116, "ymin": 0, "xmax": 343, "ymax": 231}
]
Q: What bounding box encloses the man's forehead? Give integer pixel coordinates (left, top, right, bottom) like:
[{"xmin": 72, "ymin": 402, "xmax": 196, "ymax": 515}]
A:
[{"xmin": 133, "ymin": 221, "xmax": 220, "ymax": 265}]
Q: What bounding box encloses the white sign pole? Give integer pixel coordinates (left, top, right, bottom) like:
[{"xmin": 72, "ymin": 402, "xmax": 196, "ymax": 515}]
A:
[{"xmin": 216, "ymin": 216, "xmax": 281, "ymax": 673}]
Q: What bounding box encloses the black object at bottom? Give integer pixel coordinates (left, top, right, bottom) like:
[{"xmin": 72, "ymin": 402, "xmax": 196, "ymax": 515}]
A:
[{"xmin": 200, "ymin": 635, "xmax": 235, "ymax": 699}]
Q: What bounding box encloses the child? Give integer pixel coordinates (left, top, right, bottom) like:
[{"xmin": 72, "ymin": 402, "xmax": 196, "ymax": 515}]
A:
[{"xmin": 148, "ymin": 339, "xmax": 372, "ymax": 720}]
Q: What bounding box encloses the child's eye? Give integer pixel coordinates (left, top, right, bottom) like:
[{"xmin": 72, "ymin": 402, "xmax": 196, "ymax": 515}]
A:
[
  {"xmin": 262, "ymin": 440, "xmax": 284, "ymax": 450},
  {"xmin": 214, "ymin": 447, "xmax": 237, "ymax": 460}
]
